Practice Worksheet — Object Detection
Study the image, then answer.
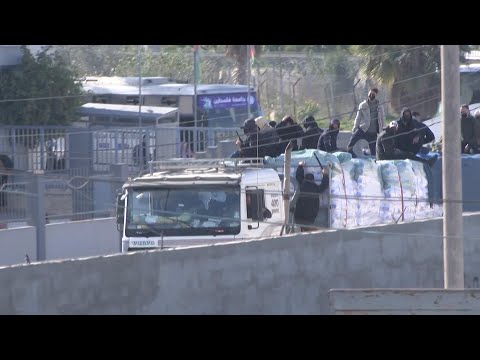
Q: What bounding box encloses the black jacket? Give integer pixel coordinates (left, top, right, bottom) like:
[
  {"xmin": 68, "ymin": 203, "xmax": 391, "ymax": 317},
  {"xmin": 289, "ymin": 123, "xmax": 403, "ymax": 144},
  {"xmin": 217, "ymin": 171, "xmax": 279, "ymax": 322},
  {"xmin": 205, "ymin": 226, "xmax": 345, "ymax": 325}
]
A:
[
  {"xmin": 294, "ymin": 165, "xmax": 329, "ymax": 224},
  {"xmin": 376, "ymin": 127, "xmax": 418, "ymax": 161},
  {"xmin": 276, "ymin": 121, "xmax": 304, "ymax": 153},
  {"xmin": 317, "ymin": 128, "xmax": 339, "ymax": 152},
  {"xmin": 376, "ymin": 127, "xmax": 397, "ymax": 160},
  {"xmin": 300, "ymin": 123, "xmax": 323, "ymax": 150},
  {"xmin": 239, "ymin": 133, "xmax": 257, "ymax": 158},
  {"xmin": 396, "ymin": 107, "xmax": 434, "ymax": 154},
  {"xmin": 257, "ymin": 128, "xmax": 281, "ymax": 158},
  {"xmin": 414, "ymin": 122, "xmax": 435, "ymax": 149},
  {"xmin": 461, "ymin": 114, "xmax": 476, "ymax": 146},
  {"xmin": 240, "ymin": 127, "xmax": 281, "ymax": 158}
]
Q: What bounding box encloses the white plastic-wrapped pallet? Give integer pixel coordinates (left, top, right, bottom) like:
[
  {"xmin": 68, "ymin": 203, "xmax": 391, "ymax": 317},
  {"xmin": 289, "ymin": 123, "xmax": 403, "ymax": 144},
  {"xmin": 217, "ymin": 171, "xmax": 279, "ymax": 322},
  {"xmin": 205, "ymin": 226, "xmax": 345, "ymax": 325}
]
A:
[
  {"xmin": 353, "ymin": 158, "xmax": 383, "ymax": 226},
  {"xmin": 377, "ymin": 160, "xmax": 404, "ymax": 224},
  {"xmin": 265, "ymin": 149, "xmax": 339, "ymax": 169},
  {"xmin": 392, "ymin": 160, "xmax": 417, "ymax": 222},
  {"xmin": 410, "ymin": 161, "xmax": 432, "ymax": 220},
  {"xmin": 330, "ymin": 155, "xmax": 358, "ymax": 228},
  {"xmin": 432, "ymin": 203, "xmax": 444, "ymax": 217}
]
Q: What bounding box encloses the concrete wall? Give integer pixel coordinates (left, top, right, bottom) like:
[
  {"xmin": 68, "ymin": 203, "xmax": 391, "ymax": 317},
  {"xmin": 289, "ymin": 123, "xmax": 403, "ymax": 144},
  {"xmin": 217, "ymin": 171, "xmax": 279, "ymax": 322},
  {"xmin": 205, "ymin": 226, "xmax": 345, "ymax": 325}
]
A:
[
  {"xmin": 1, "ymin": 213, "xmax": 480, "ymax": 315},
  {"xmin": 0, "ymin": 227, "xmax": 36, "ymax": 266},
  {"xmin": 328, "ymin": 289, "xmax": 480, "ymax": 314},
  {"xmin": 46, "ymin": 218, "xmax": 119, "ymax": 260},
  {"xmin": 0, "ymin": 218, "xmax": 119, "ymax": 266}
]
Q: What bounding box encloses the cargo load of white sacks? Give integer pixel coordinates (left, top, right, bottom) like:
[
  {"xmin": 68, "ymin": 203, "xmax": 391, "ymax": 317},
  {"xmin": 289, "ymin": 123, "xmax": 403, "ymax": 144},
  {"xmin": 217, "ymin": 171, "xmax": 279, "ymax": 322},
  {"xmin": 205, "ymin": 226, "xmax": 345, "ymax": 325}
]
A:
[{"xmin": 264, "ymin": 149, "xmax": 443, "ymax": 228}]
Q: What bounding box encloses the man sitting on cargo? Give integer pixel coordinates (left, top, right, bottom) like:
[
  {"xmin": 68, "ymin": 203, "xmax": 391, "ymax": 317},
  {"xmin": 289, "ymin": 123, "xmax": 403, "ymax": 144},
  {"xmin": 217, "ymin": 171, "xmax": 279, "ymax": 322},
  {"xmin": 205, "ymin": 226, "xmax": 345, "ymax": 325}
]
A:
[
  {"xmin": 377, "ymin": 121, "xmax": 438, "ymax": 208},
  {"xmin": 230, "ymin": 117, "xmax": 259, "ymax": 158},
  {"xmin": 376, "ymin": 121, "xmax": 438, "ymax": 166},
  {"xmin": 396, "ymin": 108, "xmax": 435, "ymax": 155},
  {"xmin": 317, "ymin": 119, "xmax": 340, "ymax": 153},
  {"xmin": 276, "ymin": 115, "xmax": 304, "ymax": 153},
  {"xmin": 300, "ymin": 115, "xmax": 323, "ymax": 150},
  {"xmin": 294, "ymin": 161, "xmax": 329, "ymax": 232},
  {"xmin": 255, "ymin": 116, "xmax": 281, "ymax": 158}
]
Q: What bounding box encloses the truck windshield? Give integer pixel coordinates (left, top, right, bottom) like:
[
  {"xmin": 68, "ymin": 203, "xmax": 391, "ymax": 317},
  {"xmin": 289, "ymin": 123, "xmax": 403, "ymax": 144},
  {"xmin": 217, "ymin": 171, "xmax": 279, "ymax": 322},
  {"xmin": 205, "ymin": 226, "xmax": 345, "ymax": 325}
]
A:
[{"xmin": 125, "ymin": 186, "xmax": 241, "ymax": 237}]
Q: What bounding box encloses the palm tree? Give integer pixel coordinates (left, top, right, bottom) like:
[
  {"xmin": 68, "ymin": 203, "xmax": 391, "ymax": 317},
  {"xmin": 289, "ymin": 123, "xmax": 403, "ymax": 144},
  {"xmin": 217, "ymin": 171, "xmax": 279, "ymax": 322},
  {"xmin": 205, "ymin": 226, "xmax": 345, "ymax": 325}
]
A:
[
  {"xmin": 351, "ymin": 45, "xmax": 471, "ymax": 119},
  {"xmin": 224, "ymin": 45, "xmax": 262, "ymax": 85}
]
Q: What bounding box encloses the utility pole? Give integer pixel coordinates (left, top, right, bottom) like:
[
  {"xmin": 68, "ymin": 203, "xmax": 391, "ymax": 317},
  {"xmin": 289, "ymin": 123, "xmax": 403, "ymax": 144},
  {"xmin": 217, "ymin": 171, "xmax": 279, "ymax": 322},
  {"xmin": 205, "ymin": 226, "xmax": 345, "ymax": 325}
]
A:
[
  {"xmin": 247, "ymin": 45, "xmax": 251, "ymax": 117},
  {"xmin": 441, "ymin": 45, "xmax": 464, "ymax": 289},
  {"xmin": 138, "ymin": 46, "xmax": 144, "ymax": 169},
  {"xmin": 292, "ymin": 78, "xmax": 301, "ymax": 117},
  {"xmin": 193, "ymin": 45, "xmax": 199, "ymax": 154},
  {"xmin": 279, "ymin": 56, "xmax": 284, "ymax": 115}
]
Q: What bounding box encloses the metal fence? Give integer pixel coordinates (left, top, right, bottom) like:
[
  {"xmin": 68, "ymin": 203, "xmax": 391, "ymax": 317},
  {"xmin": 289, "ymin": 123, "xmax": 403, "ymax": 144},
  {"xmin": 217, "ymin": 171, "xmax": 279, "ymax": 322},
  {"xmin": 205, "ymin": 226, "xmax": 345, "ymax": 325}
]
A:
[
  {"xmin": 0, "ymin": 126, "xmax": 69, "ymax": 172},
  {"xmin": 0, "ymin": 169, "xmax": 33, "ymax": 228},
  {"xmin": 0, "ymin": 125, "xmax": 240, "ymax": 173},
  {"xmin": 0, "ymin": 167, "xmax": 125, "ymax": 228},
  {"xmin": 0, "ymin": 123, "xmax": 246, "ymax": 229},
  {"xmin": 91, "ymin": 126, "xmax": 239, "ymax": 173}
]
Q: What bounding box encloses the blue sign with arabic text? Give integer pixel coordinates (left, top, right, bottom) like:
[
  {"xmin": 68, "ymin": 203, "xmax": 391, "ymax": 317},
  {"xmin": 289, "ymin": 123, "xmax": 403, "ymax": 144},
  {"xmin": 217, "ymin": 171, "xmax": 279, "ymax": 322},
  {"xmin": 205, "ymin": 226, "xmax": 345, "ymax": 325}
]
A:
[{"xmin": 197, "ymin": 93, "xmax": 257, "ymax": 110}]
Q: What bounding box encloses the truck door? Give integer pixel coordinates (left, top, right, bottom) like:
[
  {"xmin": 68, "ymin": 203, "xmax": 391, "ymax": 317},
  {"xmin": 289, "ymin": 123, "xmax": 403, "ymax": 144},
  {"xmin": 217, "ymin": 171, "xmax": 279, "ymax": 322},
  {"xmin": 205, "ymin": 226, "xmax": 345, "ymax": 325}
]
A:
[{"xmin": 245, "ymin": 187, "xmax": 272, "ymax": 230}]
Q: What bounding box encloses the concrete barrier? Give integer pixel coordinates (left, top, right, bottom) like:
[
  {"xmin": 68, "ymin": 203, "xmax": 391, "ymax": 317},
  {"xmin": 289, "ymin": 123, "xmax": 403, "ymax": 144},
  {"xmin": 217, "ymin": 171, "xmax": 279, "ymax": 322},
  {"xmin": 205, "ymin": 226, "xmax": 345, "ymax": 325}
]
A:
[
  {"xmin": 0, "ymin": 226, "xmax": 36, "ymax": 266},
  {"xmin": 328, "ymin": 289, "xmax": 480, "ymax": 314},
  {"xmin": 46, "ymin": 218, "xmax": 119, "ymax": 260},
  {"xmin": 1, "ymin": 213, "xmax": 480, "ymax": 314},
  {"xmin": 0, "ymin": 218, "xmax": 119, "ymax": 266}
]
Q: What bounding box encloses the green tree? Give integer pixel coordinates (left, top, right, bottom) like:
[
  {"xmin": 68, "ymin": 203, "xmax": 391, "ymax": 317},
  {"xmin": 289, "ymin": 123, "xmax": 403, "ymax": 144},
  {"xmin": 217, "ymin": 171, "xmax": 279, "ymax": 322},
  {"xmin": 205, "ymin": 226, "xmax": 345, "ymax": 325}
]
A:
[
  {"xmin": 114, "ymin": 47, "xmax": 194, "ymax": 82},
  {"xmin": 0, "ymin": 46, "xmax": 85, "ymax": 125},
  {"xmin": 224, "ymin": 45, "xmax": 262, "ymax": 85},
  {"xmin": 57, "ymin": 45, "xmax": 131, "ymax": 77},
  {"xmin": 296, "ymin": 100, "xmax": 320, "ymax": 122},
  {"xmin": 61, "ymin": 45, "xmax": 228, "ymax": 84},
  {"xmin": 351, "ymin": 45, "xmax": 471, "ymax": 118}
]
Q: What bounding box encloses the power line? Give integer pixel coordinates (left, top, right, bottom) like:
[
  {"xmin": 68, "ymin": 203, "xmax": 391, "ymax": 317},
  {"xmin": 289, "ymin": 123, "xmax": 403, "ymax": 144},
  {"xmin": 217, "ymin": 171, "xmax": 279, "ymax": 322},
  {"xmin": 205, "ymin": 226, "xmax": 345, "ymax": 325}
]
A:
[{"xmin": 366, "ymin": 45, "xmax": 434, "ymax": 59}]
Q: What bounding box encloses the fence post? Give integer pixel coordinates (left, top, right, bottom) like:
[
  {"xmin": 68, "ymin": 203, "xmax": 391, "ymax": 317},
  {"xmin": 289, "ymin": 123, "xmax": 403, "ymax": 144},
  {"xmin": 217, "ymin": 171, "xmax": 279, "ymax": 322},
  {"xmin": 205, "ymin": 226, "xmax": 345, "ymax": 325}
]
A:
[
  {"xmin": 114, "ymin": 130, "xmax": 119, "ymax": 164},
  {"xmin": 111, "ymin": 163, "xmax": 128, "ymax": 253},
  {"xmin": 11, "ymin": 128, "xmax": 16, "ymax": 169},
  {"xmin": 40, "ymin": 129, "xmax": 45, "ymax": 171},
  {"xmin": 30, "ymin": 170, "xmax": 46, "ymax": 261}
]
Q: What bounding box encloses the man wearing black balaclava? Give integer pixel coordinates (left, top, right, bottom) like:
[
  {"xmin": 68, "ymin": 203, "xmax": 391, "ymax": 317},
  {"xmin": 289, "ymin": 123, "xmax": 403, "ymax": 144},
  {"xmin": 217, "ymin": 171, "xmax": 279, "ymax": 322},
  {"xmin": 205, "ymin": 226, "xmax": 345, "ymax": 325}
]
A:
[
  {"xmin": 347, "ymin": 88, "xmax": 385, "ymax": 157},
  {"xmin": 230, "ymin": 117, "xmax": 259, "ymax": 158},
  {"xmin": 318, "ymin": 119, "xmax": 340, "ymax": 152},
  {"xmin": 396, "ymin": 107, "xmax": 415, "ymax": 153},
  {"xmin": 396, "ymin": 107, "xmax": 435, "ymax": 154},
  {"xmin": 461, "ymin": 104, "xmax": 477, "ymax": 154},
  {"xmin": 300, "ymin": 115, "xmax": 323, "ymax": 150}
]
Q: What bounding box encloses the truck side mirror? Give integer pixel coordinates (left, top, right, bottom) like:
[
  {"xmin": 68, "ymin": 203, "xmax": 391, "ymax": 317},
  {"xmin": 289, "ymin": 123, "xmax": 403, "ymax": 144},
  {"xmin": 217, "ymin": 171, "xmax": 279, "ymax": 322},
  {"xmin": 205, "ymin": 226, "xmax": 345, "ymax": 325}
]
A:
[{"xmin": 116, "ymin": 193, "xmax": 125, "ymax": 225}]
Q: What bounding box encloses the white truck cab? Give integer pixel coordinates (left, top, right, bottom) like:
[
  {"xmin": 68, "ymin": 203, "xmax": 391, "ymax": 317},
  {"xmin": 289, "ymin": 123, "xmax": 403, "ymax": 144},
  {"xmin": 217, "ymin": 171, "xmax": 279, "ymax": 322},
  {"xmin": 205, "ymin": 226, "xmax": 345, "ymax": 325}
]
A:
[{"xmin": 116, "ymin": 158, "xmax": 291, "ymax": 252}]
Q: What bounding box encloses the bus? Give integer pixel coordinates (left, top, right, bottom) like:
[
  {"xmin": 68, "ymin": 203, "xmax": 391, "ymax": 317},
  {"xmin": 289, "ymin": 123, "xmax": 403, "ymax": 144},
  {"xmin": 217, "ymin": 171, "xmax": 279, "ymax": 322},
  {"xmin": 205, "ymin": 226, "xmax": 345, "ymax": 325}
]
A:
[
  {"xmin": 81, "ymin": 77, "xmax": 262, "ymax": 129},
  {"xmin": 460, "ymin": 63, "xmax": 480, "ymax": 105}
]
